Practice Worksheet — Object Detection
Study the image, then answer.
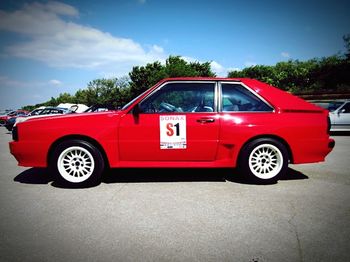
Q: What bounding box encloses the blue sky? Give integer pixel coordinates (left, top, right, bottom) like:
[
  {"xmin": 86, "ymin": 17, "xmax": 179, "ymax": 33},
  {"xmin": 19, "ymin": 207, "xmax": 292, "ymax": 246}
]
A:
[{"xmin": 0, "ymin": 0, "xmax": 349, "ymax": 109}]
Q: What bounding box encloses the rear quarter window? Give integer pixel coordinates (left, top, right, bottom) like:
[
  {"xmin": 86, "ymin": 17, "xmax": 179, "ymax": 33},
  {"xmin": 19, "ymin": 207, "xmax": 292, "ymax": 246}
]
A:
[{"xmin": 221, "ymin": 83, "xmax": 273, "ymax": 112}]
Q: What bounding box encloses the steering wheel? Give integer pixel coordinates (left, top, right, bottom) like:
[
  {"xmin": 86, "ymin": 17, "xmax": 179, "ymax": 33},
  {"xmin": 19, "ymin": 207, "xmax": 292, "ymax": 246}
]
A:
[{"xmin": 159, "ymin": 102, "xmax": 176, "ymax": 112}]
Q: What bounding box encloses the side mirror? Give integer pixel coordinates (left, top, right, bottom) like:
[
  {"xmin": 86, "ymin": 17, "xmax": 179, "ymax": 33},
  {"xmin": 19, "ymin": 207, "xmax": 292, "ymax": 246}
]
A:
[
  {"xmin": 132, "ymin": 104, "xmax": 141, "ymax": 124},
  {"xmin": 132, "ymin": 104, "xmax": 141, "ymax": 117},
  {"xmin": 338, "ymin": 108, "xmax": 345, "ymax": 115}
]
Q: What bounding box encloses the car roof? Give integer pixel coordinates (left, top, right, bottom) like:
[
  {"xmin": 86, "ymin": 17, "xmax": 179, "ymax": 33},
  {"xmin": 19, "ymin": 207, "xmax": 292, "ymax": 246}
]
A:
[{"xmin": 155, "ymin": 77, "xmax": 323, "ymax": 112}]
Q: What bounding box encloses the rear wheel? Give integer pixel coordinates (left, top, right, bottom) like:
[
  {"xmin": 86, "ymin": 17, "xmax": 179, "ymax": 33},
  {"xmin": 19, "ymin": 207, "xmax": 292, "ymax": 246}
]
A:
[
  {"xmin": 239, "ymin": 138, "xmax": 288, "ymax": 183},
  {"xmin": 51, "ymin": 139, "xmax": 104, "ymax": 187}
]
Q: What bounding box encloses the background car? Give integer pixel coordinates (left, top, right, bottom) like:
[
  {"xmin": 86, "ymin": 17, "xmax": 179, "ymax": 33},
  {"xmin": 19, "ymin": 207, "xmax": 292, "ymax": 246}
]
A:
[
  {"xmin": 84, "ymin": 104, "xmax": 116, "ymax": 112},
  {"xmin": 0, "ymin": 110, "xmax": 29, "ymax": 126},
  {"xmin": 57, "ymin": 103, "xmax": 89, "ymax": 113},
  {"xmin": 14, "ymin": 107, "xmax": 73, "ymax": 127},
  {"xmin": 329, "ymin": 100, "xmax": 350, "ymax": 131},
  {"xmin": 311, "ymin": 100, "xmax": 350, "ymax": 131},
  {"xmin": 0, "ymin": 109, "xmax": 13, "ymax": 116},
  {"xmin": 4, "ymin": 107, "xmax": 45, "ymax": 131},
  {"xmin": 4, "ymin": 117, "xmax": 17, "ymax": 131}
]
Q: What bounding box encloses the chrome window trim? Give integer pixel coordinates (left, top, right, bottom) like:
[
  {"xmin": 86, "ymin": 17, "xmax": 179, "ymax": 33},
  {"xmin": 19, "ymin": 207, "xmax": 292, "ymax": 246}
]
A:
[
  {"xmin": 214, "ymin": 81, "xmax": 219, "ymax": 112},
  {"xmin": 218, "ymin": 81, "xmax": 275, "ymax": 113}
]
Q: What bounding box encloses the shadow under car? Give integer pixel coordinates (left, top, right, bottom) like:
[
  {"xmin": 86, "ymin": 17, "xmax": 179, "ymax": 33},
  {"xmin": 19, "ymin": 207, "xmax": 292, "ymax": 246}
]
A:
[{"xmin": 14, "ymin": 167, "xmax": 308, "ymax": 188}]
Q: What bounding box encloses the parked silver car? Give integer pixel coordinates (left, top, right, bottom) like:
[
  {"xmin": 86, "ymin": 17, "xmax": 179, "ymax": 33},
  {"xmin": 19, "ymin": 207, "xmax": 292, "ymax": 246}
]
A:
[
  {"xmin": 312, "ymin": 100, "xmax": 350, "ymax": 131},
  {"xmin": 329, "ymin": 101, "xmax": 350, "ymax": 131}
]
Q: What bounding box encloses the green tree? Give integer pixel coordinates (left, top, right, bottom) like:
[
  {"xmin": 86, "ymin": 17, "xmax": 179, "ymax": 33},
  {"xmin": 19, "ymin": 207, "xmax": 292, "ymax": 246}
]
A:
[
  {"xmin": 129, "ymin": 61, "xmax": 166, "ymax": 97},
  {"xmin": 129, "ymin": 56, "xmax": 215, "ymax": 98},
  {"xmin": 228, "ymin": 55, "xmax": 350, "ymax": 93},
  {"xmin": 82, "ymin": 78, "xmax": 129, "ymax": 107},
  {"xmin": 56, "ymin": 93, "xmax": 74, "ymax": 104}
]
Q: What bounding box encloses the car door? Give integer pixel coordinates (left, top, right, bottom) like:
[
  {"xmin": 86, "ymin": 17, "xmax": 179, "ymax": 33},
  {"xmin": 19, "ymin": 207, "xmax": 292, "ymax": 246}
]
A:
[{"xmin": 118, "ymin": 81, "xmax": 220, "ymax": 161}]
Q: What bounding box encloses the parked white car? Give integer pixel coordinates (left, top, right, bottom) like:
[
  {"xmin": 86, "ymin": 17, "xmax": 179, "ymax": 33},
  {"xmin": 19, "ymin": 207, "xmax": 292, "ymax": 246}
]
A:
[
  {"xmin": 57, "ymin": 103, "xmax": 89, "ymax": 113},
  {"xmin": 15, "ymin": 107, "xmax": 73, "ymax": 126}
]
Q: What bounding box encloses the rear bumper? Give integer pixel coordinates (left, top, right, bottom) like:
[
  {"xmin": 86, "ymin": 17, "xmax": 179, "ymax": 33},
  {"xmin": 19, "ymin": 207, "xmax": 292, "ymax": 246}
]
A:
[{"xmin": 292, "ymin": 137, "xmax": 335, "ymax": 164}]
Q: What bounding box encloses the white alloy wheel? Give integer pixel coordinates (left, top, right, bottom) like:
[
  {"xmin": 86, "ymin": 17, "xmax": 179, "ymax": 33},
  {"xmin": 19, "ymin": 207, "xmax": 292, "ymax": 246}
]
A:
[
  {"xmin": 57, "ymin": 146, "xmax": 95, "ymax": 183},
  {"xmin": 248, "ymin": 143, "xmax": 283, "ymax": 180}
]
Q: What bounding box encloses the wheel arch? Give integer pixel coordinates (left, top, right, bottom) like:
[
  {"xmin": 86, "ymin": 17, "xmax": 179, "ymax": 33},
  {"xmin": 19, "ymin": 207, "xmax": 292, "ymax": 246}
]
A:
[
  {"xmin": 238, "ymin": 134, "xmax": 294, "ymax": 164},
  {"xmin": 47, "ymin": 135, "xmax": 110, "ymax": 168}
]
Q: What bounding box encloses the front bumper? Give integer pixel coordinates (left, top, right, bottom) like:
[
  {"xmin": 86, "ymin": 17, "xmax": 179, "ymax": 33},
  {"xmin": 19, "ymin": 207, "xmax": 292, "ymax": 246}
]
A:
[{"xmin": 9, "ymin": 141, "xmax": 48, "ymax": 167}]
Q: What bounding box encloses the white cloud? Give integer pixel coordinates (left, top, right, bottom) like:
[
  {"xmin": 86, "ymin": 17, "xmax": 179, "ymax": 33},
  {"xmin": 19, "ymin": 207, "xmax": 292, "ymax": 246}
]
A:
[
  {"xmin": 181, "ymin": 56, "xmax": 228, "ymax": 76},
  {"xmin": 210, "ymin": 61, "xmax": 225, "ymax": 75},
  {"xmin": 281, "ymin": 52, "xmax": 290, "ymax": 58},
  {"xmin": 49, "ymin": 79, "xmax": 62, "ymax": 85},
  {"xmin": 0, "ymin": 1, "xmax": 166, "ymax": 75},
  {"xmin": 0, "ymin": 1, "xmax": 78, "ymax": 35},
  {"xmin": 227, "ymin": 67, "xmax": 241, "ymax": 72},
  {"xmin": 138, "ymin": 0, "xmax": 147, "ymax": 4},
  {"xmin": 45, "ymin": 1, "xmax": 79, "ymax": 16}
]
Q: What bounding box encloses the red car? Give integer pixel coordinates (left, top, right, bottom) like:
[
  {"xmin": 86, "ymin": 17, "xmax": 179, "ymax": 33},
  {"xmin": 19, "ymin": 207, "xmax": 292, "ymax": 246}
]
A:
[
  {"xmin": 9, "ymin": 78, "xmax": 334, "ymax": 186},
  {"xmin": 0, "ymin": 110, "xmax": 29, "ymax": 126}
]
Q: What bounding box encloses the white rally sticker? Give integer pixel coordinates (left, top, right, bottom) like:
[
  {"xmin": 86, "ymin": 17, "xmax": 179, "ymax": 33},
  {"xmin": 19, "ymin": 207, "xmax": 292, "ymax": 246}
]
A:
[{"xmin": 160, "ymin": 115, "xmax": 187, "ymax": 149}]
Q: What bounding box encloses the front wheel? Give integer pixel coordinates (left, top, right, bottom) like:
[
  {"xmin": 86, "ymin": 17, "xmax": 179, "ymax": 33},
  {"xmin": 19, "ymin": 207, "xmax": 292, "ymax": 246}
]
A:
[
  {"xmin": 50, "ymin": 139, "xmax": 105, "ymax": 187},
  {"xmin": 238, "ymin": 138, "xmax": 289, "ymax": 183}
]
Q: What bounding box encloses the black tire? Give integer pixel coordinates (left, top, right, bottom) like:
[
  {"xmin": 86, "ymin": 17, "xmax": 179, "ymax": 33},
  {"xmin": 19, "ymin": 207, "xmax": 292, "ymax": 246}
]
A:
[
  {"xmin": 6, "ymin": 124, "xmax": 13, "ymax": 132},
  {"xmin": 50, "ymin": 139, "xmax": 105, "ymax": 187},
  {"xmin": 238, "ymin": 138, "xmax": 289, "ymax": 183}
]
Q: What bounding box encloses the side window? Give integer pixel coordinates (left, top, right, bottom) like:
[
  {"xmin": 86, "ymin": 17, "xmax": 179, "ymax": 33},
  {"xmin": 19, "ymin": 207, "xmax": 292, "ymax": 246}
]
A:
[
  {"xmin": 340, "ymin": 103, "xmax": 350, "ymax": 113},
  {"xmin": 221, "ymin": 83, "xmax": 273, "ymax": 112},
  {"xmin": 139, "ymin": 82, "xmax": 215, "ymax": 113}
]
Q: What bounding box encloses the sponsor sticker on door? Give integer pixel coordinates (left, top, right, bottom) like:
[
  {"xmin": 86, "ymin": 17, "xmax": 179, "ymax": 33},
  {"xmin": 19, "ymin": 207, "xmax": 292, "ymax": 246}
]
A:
[{"xmin": 160, "ymin": 115, "xmax": 186, "ymax": 149}]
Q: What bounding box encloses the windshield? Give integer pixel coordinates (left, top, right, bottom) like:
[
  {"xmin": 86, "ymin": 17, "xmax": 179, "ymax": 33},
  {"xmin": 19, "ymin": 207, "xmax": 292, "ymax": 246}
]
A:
[
  {"xmin": 328, "ymin": 101, "xmax": 345, "ymax": 112},
  {"xmin": 312, "ymin": 101, "xmax": 345, "ymax": 112}
]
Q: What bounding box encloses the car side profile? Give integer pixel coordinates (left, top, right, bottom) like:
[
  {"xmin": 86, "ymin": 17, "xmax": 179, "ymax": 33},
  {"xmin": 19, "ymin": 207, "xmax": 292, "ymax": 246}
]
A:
[{"xmin": 9, "ymin": 78, "xmax": 334, "ymax": 186}]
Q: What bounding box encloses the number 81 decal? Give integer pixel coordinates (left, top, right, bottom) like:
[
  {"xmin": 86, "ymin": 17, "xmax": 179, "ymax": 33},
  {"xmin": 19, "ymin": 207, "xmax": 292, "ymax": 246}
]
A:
[{"xmin": 160, "ymin": 115, "xmax": 186, "ymax": 149}]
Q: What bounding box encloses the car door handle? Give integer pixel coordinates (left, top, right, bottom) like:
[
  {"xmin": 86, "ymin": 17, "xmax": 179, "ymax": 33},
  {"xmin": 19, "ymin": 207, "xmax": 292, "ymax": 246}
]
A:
[{"xmin": 196, "ymin": 118, "xmax": 215, "ymax": 123}]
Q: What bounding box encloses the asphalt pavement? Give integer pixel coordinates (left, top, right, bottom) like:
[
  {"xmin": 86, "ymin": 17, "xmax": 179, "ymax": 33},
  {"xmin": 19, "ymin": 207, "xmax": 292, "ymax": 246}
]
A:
[{"xmin": 0, "ymin": 128, "xmax": 349, "ymax": 262}]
